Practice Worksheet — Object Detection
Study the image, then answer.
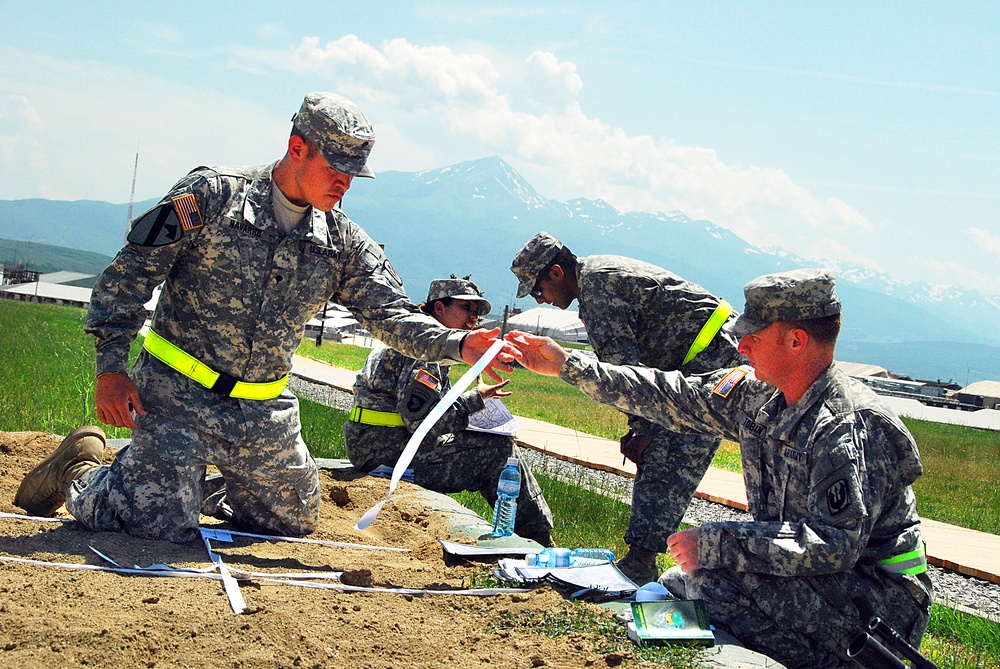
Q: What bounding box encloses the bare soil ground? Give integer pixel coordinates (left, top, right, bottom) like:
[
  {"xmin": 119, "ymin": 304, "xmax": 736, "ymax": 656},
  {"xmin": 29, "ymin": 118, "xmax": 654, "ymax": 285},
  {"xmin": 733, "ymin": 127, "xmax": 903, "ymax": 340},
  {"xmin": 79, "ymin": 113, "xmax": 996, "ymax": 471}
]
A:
[{"xmin": 0, "ymin": 431, "xmax": 628, "ymax": 669}]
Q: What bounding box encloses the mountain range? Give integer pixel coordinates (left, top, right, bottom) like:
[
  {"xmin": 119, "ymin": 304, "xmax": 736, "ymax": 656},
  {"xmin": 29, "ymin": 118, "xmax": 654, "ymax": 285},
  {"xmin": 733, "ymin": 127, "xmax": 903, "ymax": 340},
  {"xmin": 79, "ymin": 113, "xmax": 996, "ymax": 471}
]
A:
[{"xmin": 2, "ymin": 156, "xmax": 998, "ymax": 385}]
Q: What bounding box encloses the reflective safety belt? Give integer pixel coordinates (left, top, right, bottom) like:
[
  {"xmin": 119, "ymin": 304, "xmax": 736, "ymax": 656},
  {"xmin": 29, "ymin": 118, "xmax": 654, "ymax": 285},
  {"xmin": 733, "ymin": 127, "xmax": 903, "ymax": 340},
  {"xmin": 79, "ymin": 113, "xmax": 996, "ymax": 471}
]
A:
[
  {"xmin": 142, "ymin": 329, "xmax": 288, "ymax": 401},
  {"xmin": 682, "ymin": 299, "xmax": 734, "ymax": 366},
  {"xmin": 876, "ymin": 544, "xmax": 927, "ymax": 575},
  {"xmin": 348, "ymin": 406, "xmax": 405, "ymax": 427}
]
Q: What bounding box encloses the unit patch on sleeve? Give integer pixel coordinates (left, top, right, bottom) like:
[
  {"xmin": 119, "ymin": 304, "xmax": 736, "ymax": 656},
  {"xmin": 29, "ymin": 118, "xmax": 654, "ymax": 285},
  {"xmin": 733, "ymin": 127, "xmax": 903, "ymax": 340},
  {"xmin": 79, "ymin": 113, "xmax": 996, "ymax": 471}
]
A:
[
  {"xmin": 826, "ymin": 478, "xmax": 850, "ymax": 515},
  {"xmin": 712, "ymin": 367, "xmax": 748, "ymax": 398},
  {"xmin": 172, "ymin": 193, "xmax": 204, "ymax": 231},
  {"xmin": 127, "ymin": 204, "xmax": 183, "ymax": 247}
]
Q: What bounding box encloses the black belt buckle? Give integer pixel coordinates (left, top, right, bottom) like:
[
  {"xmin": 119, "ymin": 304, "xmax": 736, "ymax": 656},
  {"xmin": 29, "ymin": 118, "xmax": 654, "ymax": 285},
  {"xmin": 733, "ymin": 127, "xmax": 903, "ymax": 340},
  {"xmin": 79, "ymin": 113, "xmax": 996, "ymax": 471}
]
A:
[{"xmin": 210, "ymin": 371, "xmax": 239, "ymax": 396}]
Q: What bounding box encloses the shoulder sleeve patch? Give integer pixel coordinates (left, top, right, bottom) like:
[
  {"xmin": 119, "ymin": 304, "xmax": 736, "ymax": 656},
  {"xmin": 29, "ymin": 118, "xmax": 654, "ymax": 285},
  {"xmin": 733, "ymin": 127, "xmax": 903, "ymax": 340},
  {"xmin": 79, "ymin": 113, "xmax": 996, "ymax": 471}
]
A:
[
  {"xmin": 127, "ymin": 203, "xmax": 183, "ymax": 247},
  {"xmin": 712, "ymin": 367, "xmax": 748, "ymax": 398},
  {"xmin": 413, "ymin": 369, "xmax": 440, "ymax": 390},
  {"xmin": 171, "ymin": 193, "xmax": 204, "ymax": 231}
]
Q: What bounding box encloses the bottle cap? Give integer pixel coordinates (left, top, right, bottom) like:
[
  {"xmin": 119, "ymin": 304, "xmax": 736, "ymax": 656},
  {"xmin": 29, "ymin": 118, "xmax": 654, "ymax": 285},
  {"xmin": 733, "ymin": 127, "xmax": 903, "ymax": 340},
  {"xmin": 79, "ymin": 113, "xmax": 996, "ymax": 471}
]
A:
[{"xmin": 506, "ymin": 457, "xmax": 519, "ymax": 467}]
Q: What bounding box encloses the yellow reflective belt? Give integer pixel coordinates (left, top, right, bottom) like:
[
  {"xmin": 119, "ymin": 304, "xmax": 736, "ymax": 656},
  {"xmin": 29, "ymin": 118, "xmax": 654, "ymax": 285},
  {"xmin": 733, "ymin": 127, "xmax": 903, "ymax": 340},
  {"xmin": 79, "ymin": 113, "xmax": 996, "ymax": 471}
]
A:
[
  {"xmin": 142, "ymin": 329, "xmax": 288, "ymax": 401},
  {"xmin": 876, "ymin": 545, "xmax": 927, "ymax": 575},
  {"xmin": 682, "ymin": 299, "xmax": 734, "ymax": 366},
  {"xmin": 349, "ymin": 406, "xmax": 405, "ymax": 427}
]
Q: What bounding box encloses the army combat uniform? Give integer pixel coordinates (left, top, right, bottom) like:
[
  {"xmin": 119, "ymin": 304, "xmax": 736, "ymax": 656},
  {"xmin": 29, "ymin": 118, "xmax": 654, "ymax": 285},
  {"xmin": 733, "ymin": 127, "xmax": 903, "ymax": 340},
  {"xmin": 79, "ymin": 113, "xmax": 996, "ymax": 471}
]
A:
[
  {"xmin": 574, "ymin": 255, "xmax": 743, "ymax": 552},
  {"xmin": 560, "ymin": 355, "xmax": 932, "ymax": 668},
  {"xmin": 74, "ymin": 163, "xmax": 470, "ymax": 543},
  {"xmin": 345, "ymin": 345, "xmax": 553, "ymax": 541}
]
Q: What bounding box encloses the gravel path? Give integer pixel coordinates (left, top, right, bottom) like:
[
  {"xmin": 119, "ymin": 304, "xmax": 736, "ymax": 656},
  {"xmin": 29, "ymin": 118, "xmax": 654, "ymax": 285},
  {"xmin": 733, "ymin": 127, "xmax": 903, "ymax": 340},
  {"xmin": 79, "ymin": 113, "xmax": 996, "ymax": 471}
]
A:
[{"xmin": 290, "ymin": 376, "xmax": 1000, "ymax": 623}]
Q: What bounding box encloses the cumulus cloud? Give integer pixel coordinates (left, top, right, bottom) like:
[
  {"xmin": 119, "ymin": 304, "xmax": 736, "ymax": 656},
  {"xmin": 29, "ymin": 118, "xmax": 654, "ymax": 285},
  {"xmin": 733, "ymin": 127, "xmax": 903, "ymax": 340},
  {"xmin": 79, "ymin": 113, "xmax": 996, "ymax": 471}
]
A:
[
  {"xmin": 968, "ymin": 227, "xmax": 1000, "ymax": 257},
  {"xmin": 239, "ymin": 35, "xmax": 874, "ymax": 255}
]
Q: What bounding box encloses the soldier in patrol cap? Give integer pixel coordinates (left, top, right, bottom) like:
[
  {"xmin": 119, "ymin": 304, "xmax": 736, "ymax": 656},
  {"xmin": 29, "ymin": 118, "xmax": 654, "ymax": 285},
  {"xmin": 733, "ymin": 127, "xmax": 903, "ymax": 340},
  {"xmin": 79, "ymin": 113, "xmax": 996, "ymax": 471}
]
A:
[
  {"xmin": 15, "ymin": 93, "xmax": 519, "ymax": 544},
  {"xmin": 510, "ymin": 232, "xmax": 743, "ymax": 584},
  {"xmin": 344, "ymin": 275, "xmax": 554, "ymax": 546},
  {"xmin": 508, "ymin": 269, "xmax": 932, "ymax": 668}
]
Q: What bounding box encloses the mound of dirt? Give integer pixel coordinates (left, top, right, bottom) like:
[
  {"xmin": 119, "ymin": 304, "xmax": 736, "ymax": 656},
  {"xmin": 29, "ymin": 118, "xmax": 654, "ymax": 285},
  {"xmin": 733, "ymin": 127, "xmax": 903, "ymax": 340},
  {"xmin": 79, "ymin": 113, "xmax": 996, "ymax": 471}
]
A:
[{"xmin": 0, "ymin": 431, "xmax": 627, "ymax": 669}]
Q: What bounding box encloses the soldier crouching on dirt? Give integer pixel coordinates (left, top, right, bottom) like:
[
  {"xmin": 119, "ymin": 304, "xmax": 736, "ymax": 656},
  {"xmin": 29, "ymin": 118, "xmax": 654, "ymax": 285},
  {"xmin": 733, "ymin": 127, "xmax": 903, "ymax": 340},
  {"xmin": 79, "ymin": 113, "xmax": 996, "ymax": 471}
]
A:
[
  {"xmin": 508, "ymin": 269, "xmax": 933, "ymax": 669},
  {"xmin": 14, "ymin": 92, "xmax": 518, "ymax": 544},
  {"xmin": 345, "ymin": 275, "xmax": 554, "ymax": 547}
]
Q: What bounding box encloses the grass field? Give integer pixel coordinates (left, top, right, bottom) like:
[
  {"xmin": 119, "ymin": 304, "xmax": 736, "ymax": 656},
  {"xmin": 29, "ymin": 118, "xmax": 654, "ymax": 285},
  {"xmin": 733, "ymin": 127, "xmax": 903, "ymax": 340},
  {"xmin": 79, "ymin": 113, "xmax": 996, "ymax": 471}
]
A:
[{"xmin": 3, "ymin": 299, "xmax": 998, "ymax": 667}]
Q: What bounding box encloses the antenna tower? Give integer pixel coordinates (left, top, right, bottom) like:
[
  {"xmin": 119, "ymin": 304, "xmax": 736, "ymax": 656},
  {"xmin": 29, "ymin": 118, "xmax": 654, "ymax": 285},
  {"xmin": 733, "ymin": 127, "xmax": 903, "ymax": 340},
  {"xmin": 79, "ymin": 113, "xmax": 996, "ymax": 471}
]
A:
[{"xmin": 126, "ymin": 144, "xmax": 139, "ymax": 241}]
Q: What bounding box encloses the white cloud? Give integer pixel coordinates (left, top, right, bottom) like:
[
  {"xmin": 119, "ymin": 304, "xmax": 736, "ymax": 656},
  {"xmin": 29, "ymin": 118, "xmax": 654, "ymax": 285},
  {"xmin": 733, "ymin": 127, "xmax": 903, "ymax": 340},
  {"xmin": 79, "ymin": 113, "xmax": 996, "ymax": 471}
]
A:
[
  {"xmin": 240, "ymin": 35, "xmax": 875, "ymax": 256},
  {"xmin": 968, "ymin": 227, "xmax": 1000, "ymax": 257},
  {"xmin": 0, "ymin": 47, "xmax": 281, "ymax": 202}
]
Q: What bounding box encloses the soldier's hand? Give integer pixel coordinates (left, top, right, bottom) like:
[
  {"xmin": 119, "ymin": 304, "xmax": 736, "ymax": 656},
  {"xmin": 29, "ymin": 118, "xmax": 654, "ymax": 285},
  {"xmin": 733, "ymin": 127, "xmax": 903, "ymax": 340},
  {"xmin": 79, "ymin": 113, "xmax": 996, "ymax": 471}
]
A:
[
  {"xmin": 96, "ymin": 373, "xmax": 146, "ymax": 430},
  {"xmin": 461, "ymin": 327, "xmax": 519, "ymax": 383},
  {"xmin": 667, "ymin": 528, "xmax": 701, "ymax": 573},
  {"xmin": 505, "ymin": 330, "xmax": 568, "ymax": 376},
  {"xmin": 477, "ymin": 376, "xmax": 512, "ymax": 400}
]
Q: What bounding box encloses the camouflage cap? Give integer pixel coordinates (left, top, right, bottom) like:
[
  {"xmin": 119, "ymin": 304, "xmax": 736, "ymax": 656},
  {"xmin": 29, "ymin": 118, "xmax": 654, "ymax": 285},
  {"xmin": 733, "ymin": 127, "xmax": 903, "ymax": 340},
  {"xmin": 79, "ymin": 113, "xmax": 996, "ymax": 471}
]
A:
[
  {"xmin": 732, "ymin": 268, "xmax": 841, "ymax": 338},
  {"xmin": 511, "ymin": 232, "xmax": 564, "ymax": 298},
  {"xmin": 422, "ymin": 276, "xmax": 492, "ymax": 316},
  {"xmin": 292, "ymin": 92, "xmax": 376, "ymax": 178}
]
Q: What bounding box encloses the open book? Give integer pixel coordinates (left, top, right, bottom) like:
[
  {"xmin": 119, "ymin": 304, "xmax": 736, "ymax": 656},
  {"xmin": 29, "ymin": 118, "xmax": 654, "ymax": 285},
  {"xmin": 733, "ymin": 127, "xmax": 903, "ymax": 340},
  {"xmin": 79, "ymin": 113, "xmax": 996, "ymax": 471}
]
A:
[{"xmin": 630, "ymin": 599, "xmax": 715, "ymax": 646}]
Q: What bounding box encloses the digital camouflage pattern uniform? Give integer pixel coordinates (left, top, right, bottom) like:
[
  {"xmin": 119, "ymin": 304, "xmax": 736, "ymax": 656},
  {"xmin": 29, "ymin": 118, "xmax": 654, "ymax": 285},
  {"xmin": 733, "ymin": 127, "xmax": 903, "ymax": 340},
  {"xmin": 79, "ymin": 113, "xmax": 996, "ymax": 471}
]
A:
[
  {"xmin": 75, "ymin": 162, "xmax": 469, "ymax": 543},
  {"xmin": 574, "ymin": 255, "xmax": 743, "ymax": 552},
  {"xmin": 556, "ymin": 296, "xmax": 932, "ymax": 667},
  {"xmin": 345, "ymin": 344, "xmax": 553, "ymax": 540}
]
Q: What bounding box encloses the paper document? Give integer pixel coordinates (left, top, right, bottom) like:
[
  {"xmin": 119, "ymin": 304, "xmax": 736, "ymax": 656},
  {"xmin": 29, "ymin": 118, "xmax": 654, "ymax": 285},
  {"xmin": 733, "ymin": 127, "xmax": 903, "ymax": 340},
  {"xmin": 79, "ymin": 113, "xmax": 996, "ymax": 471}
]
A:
[{"xmin": 467, "ymin": 398, "xmax": 518, "ymax": 435}]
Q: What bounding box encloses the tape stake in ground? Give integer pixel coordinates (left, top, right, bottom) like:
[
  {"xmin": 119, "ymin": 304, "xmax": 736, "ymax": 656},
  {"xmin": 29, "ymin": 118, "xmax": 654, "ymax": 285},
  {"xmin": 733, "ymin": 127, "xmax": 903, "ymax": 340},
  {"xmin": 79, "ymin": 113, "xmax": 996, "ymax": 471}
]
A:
[{"xmin": 355, "ymin": 337, "xmax": 508, "ymax": 531}]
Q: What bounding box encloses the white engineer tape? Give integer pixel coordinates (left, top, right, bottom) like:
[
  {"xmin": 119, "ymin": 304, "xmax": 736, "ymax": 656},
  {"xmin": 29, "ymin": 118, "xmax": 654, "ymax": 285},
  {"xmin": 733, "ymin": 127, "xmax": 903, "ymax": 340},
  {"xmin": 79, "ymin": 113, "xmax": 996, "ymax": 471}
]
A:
[{"xmin": 355, "ymin": 337, "xmax": 508, "ymax": 531}]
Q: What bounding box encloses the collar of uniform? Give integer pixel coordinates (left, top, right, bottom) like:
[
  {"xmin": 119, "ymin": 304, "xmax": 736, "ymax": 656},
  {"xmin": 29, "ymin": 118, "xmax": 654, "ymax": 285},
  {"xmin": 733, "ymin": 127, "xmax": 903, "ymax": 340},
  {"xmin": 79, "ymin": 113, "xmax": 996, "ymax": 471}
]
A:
[
  {"xmin": 766, "ymin": 364, "xmax": 838, "ymax": 443},
  {"xmin": 302, "ymin": 206, "xmax": 333, "ymax": 246},
  {"xmin": 241, "ymin": 163, "xmax": 276, "ymax": 231}
]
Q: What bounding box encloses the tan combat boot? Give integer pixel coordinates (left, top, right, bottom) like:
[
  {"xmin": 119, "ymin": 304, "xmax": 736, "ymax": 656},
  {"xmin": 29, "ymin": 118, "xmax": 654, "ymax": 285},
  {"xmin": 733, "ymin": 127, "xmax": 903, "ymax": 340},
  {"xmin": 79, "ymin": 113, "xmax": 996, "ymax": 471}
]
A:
[
  {"xmin": 615, "ymin": 545, "xmax": 660, "ymax": 586},
  {"xmin": 14, "ymin": 425, "xmax": 106, "ymax": 517}
]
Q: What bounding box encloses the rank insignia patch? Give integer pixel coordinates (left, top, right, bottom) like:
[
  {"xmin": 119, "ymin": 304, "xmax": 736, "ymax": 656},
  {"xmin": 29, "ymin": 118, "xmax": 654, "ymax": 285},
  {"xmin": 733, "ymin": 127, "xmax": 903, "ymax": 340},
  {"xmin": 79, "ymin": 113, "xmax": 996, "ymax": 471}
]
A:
[
  {"xmin": 172, "ymin": 193, "xmax": 204, "ymax": 231},
  {"xmin": 413, "ymin": 369, "xmax": 440, "ymax": 390},
  {"xmin": 713, "ymin": 367, "xmax": 748, "ymax": 398}
]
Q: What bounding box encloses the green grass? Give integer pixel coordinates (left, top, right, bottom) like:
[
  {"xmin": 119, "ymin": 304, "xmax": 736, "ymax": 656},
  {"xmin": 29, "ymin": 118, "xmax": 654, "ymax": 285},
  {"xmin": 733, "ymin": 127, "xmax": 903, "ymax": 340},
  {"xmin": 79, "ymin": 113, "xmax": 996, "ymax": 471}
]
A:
[
  {"xmin": 908, "ymin": 419, "xmax": 1000, "ymax": 535},
  {"xmin": 0, "ymin": 300, "xmax": 138, "ymax": 438},
  {"xmin": 7, "ymin": 300, "xmax": 1000, "ymax": 667}
]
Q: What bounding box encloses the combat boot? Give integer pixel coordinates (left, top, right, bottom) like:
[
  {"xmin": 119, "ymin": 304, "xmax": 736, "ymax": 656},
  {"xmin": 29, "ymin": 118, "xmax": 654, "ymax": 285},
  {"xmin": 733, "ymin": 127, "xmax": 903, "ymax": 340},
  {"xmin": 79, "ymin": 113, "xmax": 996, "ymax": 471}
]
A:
[
  {"xmin": 615, "ymin": 545, "xmax": 660, "ymax": 585},
  {"xmin": 14, "ymin": 425, "xmax": 106, "ymax": 517}
]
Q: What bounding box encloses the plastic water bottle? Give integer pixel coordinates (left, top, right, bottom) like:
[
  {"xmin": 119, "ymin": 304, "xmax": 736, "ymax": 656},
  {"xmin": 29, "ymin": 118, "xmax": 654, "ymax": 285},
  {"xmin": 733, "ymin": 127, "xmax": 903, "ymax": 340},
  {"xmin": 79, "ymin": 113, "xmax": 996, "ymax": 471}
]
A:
[
  {"xmin": 569, "ymin": 547, "xmax": 616, "ymax": 566},
  {"xmin": 491, "ymin": 457, "xmax": 521, "ymax": 537},
  {"xmin": 526, "ymin": 547, "xmax": 616, "ymax": 567}
]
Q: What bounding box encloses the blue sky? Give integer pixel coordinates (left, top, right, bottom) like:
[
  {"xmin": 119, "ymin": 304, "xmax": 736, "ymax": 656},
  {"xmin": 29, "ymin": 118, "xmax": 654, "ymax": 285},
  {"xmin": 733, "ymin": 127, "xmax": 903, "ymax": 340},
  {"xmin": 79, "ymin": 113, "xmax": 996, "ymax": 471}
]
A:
[{"xmin": 1, "ymin": 1, "xmax": 997, "ymax": 295}]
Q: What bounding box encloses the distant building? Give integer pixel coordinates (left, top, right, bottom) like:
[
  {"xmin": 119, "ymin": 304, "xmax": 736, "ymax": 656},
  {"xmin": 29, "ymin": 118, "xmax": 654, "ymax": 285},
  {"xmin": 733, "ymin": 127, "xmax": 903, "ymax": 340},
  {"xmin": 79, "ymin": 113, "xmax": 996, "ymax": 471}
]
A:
[
  {"xmin": 1, "ymin": 267, "xmax": 41, "ymax": 286},
  {"xmin": 485, "ymin": 306, "xmax": 588, "ymax": 343},
  {"xmin": 954, "ymin": 381, "xmax": 1000, "ymax": 411},
  {"xmin": 836, "ymin": 361, "xmax": 891, "ymax": 378}
]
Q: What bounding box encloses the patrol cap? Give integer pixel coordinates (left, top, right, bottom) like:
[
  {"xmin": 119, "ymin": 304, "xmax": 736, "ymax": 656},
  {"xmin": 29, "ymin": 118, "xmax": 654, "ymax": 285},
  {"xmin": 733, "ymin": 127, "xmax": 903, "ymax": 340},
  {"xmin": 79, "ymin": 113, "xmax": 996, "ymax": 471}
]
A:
[
  {"xmin": 421, "ymin": 276, "xmax": 492, "ymax": 316},
  {"xmin": 732, "ymin": 268, "xmax": 841, "ymax": 338},
  {"xmin": 291, "ymin": 92, "xmax": 376, "ymax": 178},
  {"xmin": 511, "ymin": 232, "xmax": 564, "ymax": 298}
]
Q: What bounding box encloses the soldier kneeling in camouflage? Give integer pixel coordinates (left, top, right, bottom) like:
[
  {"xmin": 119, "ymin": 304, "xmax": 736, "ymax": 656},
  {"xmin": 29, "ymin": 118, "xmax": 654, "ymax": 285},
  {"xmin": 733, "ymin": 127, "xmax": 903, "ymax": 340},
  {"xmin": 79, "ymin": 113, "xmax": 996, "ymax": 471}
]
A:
[
  {"xmin": 509, "ymin": 269, "xmax": 932, "ymax": 669},
  {"xmin": 344, "ymin": 276, "xmax": 554, "ymax": 547}
]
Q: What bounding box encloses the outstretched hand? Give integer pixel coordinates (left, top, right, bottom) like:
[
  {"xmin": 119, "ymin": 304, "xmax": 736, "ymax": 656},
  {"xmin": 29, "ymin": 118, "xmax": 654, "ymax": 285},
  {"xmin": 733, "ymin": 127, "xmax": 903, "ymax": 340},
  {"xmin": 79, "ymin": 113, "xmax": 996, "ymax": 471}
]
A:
[
  {"xmin": 461, "ymin": 327, "xmax": 520, "ymax": 383},
  {"xmin": 95, "ymin": 372, "xmax": 146, "ymax": 430},
  {"xmin": 505, "ymin": 330, "xmax": 569, "ymax": 376},
  {"xmin": 477, "ymin": 376, "xmax": 512, "ymax": 400}
]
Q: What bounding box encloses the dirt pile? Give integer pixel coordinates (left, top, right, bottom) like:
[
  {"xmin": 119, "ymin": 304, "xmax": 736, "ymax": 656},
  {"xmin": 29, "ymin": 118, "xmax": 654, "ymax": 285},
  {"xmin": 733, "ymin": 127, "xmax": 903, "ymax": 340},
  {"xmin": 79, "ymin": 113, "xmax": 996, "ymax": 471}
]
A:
[{"xmin": 0, "ymin": 431, "xmax": 626, "ymax": 669}]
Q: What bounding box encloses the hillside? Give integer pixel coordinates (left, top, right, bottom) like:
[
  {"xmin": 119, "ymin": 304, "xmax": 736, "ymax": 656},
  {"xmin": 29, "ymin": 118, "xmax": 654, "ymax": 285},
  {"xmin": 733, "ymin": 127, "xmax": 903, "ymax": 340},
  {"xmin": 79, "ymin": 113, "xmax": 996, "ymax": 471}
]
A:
[{"xmin": 2, "ymin": 156, "xmax": 999, "ymax": 383}]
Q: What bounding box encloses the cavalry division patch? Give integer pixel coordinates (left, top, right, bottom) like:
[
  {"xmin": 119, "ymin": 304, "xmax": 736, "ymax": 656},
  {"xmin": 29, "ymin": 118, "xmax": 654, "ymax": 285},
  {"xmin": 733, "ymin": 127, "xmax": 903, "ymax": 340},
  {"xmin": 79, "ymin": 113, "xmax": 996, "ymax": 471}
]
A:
[
  {"xmin": 712, "ymin": 367, "xmax": 748, "ymax": 398},
  {"xmin": 127, "ymin": 204, "xmax": 183, "ymax": 247}
]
